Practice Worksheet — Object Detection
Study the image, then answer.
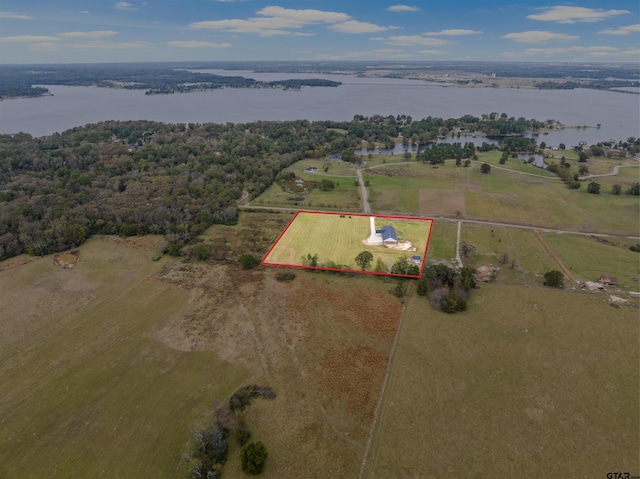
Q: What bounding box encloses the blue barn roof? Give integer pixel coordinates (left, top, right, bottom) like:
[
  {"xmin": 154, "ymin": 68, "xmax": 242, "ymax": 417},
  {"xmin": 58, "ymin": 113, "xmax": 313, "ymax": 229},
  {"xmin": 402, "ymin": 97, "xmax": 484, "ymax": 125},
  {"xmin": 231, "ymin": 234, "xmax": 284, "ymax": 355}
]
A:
[{"xmin": 375, "ymin": 225, "xmax": 397, "ymax": 242}]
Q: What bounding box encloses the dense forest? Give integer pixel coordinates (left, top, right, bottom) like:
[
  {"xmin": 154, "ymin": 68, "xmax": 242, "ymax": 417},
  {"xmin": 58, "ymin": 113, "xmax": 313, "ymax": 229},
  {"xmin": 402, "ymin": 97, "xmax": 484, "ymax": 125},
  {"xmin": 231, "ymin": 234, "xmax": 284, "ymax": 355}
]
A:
[{"xmin": 1, "ymin": 114, "xmax": 637, "ymax": 261}]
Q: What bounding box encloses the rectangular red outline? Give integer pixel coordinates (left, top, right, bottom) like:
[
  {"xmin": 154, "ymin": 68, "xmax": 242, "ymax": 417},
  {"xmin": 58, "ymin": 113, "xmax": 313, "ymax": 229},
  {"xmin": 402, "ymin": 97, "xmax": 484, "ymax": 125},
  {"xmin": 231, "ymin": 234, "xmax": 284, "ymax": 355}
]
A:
[{"xmin": 260, "ymin": 210, "xmax": 434, "ymax": 278}]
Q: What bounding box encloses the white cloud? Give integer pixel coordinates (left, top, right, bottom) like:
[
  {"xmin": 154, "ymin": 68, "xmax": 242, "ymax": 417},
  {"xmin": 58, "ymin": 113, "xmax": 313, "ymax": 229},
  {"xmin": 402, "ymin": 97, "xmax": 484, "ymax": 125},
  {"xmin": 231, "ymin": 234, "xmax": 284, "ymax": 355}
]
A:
[
  {"xmin": 68, "ymin": 40, "xmax": 150, "ymax": 49},
  {"xmin": 315, "ymin": 49, "xmax": 411, "ymax": 60},
  {"xmin": 59, "ymin": 31, "xmax": 119, "ymax": 39},
  {"xmin": 330, "ymin": 20, "xmax": 389, "ymax": 34},
  {"xmin": 425, "ymin": 29, "xmax": 482, "ymax": 36},
  {"xmin": 527, "ymin": 6, "xmax": 630, "ymax": 24},
  {"xmin": 0, "ymin": 35, "xmax": 60, "ymax": 42},
  {"xmin": 387, "ymin": 5, "xmax": 419, "ymax": 12},
  {"xmin": 501, "ymin": 31, "xmax": 578, "ymax": 44},
  {"xmin": 384, "ymin": 35, "xmax": 450, "ymax": 47},
  {"xmin": 168, "ymin": 41, "xmax": 232, "ymax": 48},
  {"xmin": 31, "ymin": 42, "xmax": 59, "ymax": 51},
  {"xmin": 258, "ymin": 6, "xmax": 349, "ymax": 24},
  {"xmin": 191, "ymin": 6, "xmax": 350, "ymax": 36},
  {"xmin": 418, "ymin": 49, "xmax": 448, "ymax": 55},
  {"xmin": 0, "ymin": 11, "xmax": 32, "ymax": 19},
  {"xmin": 115, "ymin": 2, "xmax": 137, "ymax": 11},
  {"xmin": 599, "ymin": 24, "xmax": 640, "ymax": 35}
]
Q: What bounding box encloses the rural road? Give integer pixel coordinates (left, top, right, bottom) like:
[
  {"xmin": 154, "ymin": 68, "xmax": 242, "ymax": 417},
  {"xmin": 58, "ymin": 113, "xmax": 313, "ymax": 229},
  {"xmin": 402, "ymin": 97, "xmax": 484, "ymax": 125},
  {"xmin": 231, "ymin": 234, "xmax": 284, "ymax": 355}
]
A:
[
  {"xmin": 356, "ymin": 168, "xmax": 371, "ymax": 214},
  {"xmin": 579, "ymin": 162, "xmax": 640, "ymax": 180},
  {"xmin": 534, "ymin": 230, "xmax": 578, "ymax": 283},
  {"xmin": 238, "ymin": 204, "xmax": 640, "ymax": 240}
]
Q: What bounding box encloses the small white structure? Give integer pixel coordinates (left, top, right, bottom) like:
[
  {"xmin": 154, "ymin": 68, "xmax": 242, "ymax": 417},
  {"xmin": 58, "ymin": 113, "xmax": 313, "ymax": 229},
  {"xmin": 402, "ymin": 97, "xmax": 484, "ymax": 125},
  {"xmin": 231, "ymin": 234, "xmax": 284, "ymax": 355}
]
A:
[{"xmin": 585, "ymin": 281, "xmax": 605, "ymax": 291}]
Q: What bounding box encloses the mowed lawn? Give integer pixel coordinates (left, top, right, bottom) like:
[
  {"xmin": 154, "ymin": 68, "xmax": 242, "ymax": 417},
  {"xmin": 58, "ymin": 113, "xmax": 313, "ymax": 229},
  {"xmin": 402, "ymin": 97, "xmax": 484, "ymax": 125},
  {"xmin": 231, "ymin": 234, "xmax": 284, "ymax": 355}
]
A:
[
  {"xmin": 363, "ymin": 285, "xmax": 639, "ymax": 478},
  {"xmin": 0, "ymin": 237, "xmax": 248, "ymax": 479},
  {"xmin": 262, "ymin": 212, "xmax": 432, "ymax": 271}
]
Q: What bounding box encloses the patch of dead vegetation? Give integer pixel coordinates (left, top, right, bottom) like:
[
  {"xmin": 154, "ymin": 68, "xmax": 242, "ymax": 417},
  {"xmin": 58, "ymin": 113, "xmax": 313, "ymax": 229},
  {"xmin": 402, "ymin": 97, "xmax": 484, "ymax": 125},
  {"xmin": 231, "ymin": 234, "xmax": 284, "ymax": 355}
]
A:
[
  {"xmin": 53, "ymin": 251, "xmax": 79, "ymax": 269},
  {"xmin": 151, "ymin": 261, "xmax": 403, "ymax": 477},
  {"xmin": 370, "ymin": 167, "xmax": 425, "ymax": 177},
  {"xmin": 419, "ymin": 189, "xmax": 466, "ymax": 216}
]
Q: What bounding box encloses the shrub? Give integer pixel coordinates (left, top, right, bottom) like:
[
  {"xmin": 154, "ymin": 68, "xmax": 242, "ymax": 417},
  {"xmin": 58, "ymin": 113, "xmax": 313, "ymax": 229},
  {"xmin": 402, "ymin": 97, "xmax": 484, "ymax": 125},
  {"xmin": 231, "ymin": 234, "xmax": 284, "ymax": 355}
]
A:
[
  {"xmin": 229, "ymin": 385, "xmax": 277, "ymax": 413},
  {"xmin": 586, "ymin": 181, "xmax": 601, "ymax": 194},
  {"xmin": 275, "ymin": 272, "xmax": 296, "ymax": 282},
  {"xmin": 192, "ymin": 243, "xmax": 211, "ymax": 261},
  {"xmin": 374, "ymin": 257, "xmax": 388, "ymax": 273},
  {"xmin": 196, "ymin": 426, "xmax": 228, "ymax": 466},
  {"xmin": 543, "ymin": 270, "xmax": 564, "ymax": 288},
  {"xmin": 236, "ymin": 418, "xmax": 251, "ymax": 446},
  {"xmin": 240, "ymin": 442, "xmax": 268, "ymax": 475},
  {"xmin": 240, "ymin": 254, "xmax": 260, "ymax": 269},
  {"xmin": 480, "ymin": 163, "xmax": 491, "ymax": 174}
]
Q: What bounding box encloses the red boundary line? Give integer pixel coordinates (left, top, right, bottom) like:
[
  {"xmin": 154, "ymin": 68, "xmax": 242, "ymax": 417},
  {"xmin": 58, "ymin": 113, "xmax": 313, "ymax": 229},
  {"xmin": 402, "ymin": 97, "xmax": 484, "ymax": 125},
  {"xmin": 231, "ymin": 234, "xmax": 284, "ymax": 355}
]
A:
[{"xmin": 261, "ymin": 210, "xmax": 434, "ymax": 278}]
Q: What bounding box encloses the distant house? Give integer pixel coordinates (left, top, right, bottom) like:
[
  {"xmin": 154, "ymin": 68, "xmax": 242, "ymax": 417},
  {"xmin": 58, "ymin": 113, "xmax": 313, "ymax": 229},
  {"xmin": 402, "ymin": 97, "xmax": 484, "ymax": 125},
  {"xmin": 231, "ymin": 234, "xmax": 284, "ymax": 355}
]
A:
[
  {"xmin": 599, "ymin": 274, "xmax": 618, "ymax": 286},
  {"xmin": 411, "ymin": 255, "xmax": 422, "ymax": 265},
  {"xmin": 305, "ymin": 166, "xmax": 318, "ymax": 172},
  {"xmin": 376, "ymin": 225, "xmax": 397, "ymax": 244}
]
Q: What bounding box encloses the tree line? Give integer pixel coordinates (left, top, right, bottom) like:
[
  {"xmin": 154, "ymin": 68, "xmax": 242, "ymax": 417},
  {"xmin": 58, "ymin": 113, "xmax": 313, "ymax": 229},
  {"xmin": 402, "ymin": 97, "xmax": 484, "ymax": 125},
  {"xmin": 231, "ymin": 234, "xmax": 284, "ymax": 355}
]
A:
[{"xmin": 2, "ymin": 115, "xmax": 635, "ymax": 261}]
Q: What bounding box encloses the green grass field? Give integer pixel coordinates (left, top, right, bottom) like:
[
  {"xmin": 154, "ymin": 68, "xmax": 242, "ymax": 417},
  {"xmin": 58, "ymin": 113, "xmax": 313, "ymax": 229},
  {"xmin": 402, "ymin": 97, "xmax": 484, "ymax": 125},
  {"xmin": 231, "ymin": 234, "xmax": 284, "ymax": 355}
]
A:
[
  {"xmin": 262, "ymin": 212, "xmax": 432, "ymax": 272},
  {"xmin": 365, "ymin": 163, "xmax": 456, "ymax": 213},
  {"xmin": 543, "ymin": 233, "xmax": 640, "ymax": 288},
  {"xmin": 363, "ymin": 285, "xmax": 639, "ymax": 478},
  {"xmin": 424, "ymin": 220, "xmax": 458, "ymax": 263},
  {"xmin": 359, "ymin": 157, "xmax": 639, "ymax": 235},
  {"xmin": 477, "ymin": 150, "xmax": 558, "ymax": 177},
  {"xmin": 0, "ymin": 237, "xmax": 248, "ymax": 479}
]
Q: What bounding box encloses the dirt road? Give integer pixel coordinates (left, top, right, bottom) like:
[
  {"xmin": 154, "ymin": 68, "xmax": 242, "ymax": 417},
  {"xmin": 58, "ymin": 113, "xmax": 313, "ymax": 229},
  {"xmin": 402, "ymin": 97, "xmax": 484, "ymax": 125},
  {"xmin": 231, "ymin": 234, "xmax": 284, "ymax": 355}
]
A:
[{"xmin": 534, "ymin": 230, "xmax": 578, "ymax": 283}]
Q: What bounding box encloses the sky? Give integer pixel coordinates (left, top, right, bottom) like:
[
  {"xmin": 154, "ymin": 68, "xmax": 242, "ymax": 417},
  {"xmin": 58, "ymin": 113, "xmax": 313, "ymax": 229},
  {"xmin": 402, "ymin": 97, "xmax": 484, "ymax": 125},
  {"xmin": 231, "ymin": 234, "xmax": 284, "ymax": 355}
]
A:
[{"xmin": 0, "ymin": 1, "xmax": 638, "ymax": 64}]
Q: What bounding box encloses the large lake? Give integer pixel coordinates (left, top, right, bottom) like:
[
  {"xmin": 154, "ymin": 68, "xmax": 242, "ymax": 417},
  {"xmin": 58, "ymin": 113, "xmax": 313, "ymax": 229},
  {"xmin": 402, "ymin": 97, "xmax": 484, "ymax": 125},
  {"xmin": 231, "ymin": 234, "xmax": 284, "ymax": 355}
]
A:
[{"xmin": 1, "ymin": 69, "xmax": 638, "ymax": 146}]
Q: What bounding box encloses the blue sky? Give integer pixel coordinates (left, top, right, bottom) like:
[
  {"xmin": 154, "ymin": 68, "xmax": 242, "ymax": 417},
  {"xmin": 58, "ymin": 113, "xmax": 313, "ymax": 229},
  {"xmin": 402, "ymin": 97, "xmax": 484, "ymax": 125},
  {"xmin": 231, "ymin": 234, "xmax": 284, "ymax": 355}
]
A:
[{"xmin": 0, "ymin": 1, "xmax": 638, "ymax": 64}]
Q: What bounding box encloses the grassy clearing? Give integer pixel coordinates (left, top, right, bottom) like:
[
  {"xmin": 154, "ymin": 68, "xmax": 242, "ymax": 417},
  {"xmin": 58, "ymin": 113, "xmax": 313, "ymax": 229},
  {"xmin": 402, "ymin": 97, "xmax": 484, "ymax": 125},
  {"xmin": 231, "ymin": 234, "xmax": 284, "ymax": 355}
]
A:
[
  {"xmin": 363, "ymin": 285, "xmax": 639, "ymax": 478},
  {"xmin": 252, "ymin": 165, "xmax": 361, "ymax": 211},
  {"xmin": 424, "ymin": 220, "xmax": 458, "ymax": 263},
  {"xmin": 477, "ymin": 150, "xmax": 557, "ymax": 177},
  {"xmin": 543, "ymin": 233, "xmax": 640, "ymax": 289},
  {"xmin": 253, "ymin": 179, "xmax": 361, "ymax": 211},
  {"xmin": 285, "ymin": 158, "xmax": 358, "ymax": 178},
  {"xmin": 263, "ymin": 212, "xmax": 432, "ymax": 272},
  {"xmin": 461, "ymin": 224, "xmax": 562, "ymax": 286},
  {"xmin": 0, "ymin": 236, "xmax": 248, "ymax": 479},
  {"xmin": 365, "ymin": 163, "xmax": 456, "ymax": 213}
]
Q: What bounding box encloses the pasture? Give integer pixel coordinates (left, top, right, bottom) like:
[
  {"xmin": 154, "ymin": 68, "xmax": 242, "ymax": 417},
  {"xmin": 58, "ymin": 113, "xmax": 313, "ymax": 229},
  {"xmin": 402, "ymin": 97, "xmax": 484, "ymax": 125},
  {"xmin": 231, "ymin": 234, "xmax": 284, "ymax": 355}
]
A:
[
  {"xmin": 363, "ymin": 284, "xmax": 639, "ymax": 478},
  {"xmin": 0, "ymin": 225, "xmax": 407, "ymax": 478},
  {"xmin": 361, "ymin": 158, "xmax": 638, "ymax": 235},
  {"xmin": 262, "ymin": 212, "xmax": 433, "ymax": 274},
  {"xmin": 253, "ymin": 177, "xmax": 361, "ymax": 211},
  {"xmin": 0, "ymin": 236, "xmax": 249, "ymax": 479},
  {"xmin": 543, "ymin": 233, "xmax": 640, "ymax": 289}
]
